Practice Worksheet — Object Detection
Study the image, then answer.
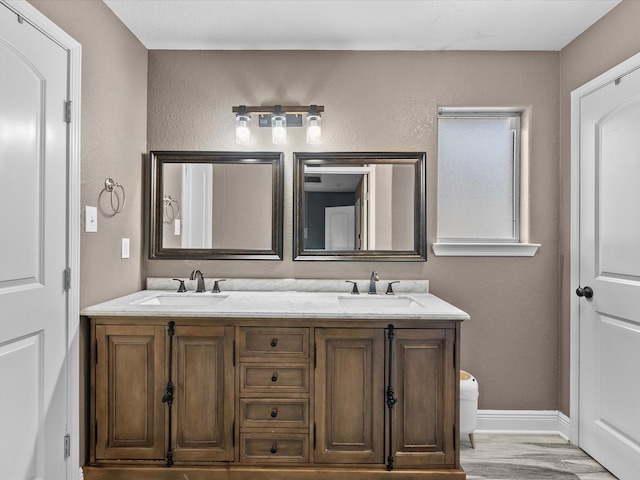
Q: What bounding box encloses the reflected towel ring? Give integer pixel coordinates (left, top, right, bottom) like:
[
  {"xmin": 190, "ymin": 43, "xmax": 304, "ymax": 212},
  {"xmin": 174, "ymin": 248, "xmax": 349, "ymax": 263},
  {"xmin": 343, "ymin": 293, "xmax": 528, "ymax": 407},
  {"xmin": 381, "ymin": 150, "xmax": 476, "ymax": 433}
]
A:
[
  {"xmin": 104, "ymin": 178, "xmax": 126, "ymax": 214},
  {"xmin": 163, "ymin": 195, "xmax": 180, "ymax": 223}
]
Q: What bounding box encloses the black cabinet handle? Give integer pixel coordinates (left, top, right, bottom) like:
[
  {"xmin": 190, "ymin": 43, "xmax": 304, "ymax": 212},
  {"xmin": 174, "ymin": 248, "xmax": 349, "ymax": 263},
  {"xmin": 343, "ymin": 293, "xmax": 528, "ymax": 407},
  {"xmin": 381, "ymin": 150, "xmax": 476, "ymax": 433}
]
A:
[
  {"xmin": 270, "ymin": 445, "xmax": 278, "ymax": 454},
  {"xmin": 271, "ymin": 373, "xmax": 278, "ymax": 382},
  {"xmin": 271, "ymin": 408, "xmax": 278, "ymax": 418},
  {"xmin": 271, "ymin": 339, "xmax": 278, "ymax": 348},
  {"xmin": 576, "ymin": 286, "xmax": 594, "ymax": 299}
]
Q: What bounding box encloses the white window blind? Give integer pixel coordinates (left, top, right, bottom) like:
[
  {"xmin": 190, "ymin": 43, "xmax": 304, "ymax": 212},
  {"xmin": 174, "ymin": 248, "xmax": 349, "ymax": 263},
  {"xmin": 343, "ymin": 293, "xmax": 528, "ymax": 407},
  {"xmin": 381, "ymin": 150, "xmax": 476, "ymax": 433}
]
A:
[{"xmin": 437, "ymin": 112, "xmax": 519, "ymax": 242}]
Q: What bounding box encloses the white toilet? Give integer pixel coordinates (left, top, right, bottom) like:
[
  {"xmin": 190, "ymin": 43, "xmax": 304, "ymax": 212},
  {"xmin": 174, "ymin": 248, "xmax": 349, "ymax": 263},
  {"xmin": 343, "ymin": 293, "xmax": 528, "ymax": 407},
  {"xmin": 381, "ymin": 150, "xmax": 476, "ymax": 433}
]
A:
[{"xmin": 460, "ymin": 370, "xmax": 479, "ymax": 448}]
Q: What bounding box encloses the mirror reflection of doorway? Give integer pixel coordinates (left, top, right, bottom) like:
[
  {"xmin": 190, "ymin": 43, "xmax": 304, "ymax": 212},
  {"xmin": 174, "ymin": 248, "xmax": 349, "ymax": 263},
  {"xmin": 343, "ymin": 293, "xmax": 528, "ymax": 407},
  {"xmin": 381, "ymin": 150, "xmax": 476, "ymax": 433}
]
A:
[{"xmin": 303, "ymin": 166, "xmax": 372, "ymax": 251}]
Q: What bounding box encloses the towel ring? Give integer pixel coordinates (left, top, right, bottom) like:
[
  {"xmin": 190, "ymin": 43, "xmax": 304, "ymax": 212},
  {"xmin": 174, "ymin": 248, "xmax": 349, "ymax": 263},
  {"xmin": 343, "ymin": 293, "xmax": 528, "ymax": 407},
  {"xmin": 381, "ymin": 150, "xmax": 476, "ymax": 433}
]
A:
[
  {"xmin": 104, "ymin": 178, "xmax": 126, "ymax": 214},
  {"xmin": 163, "ymin": 195, "xmax": 180, "ymax": 223}
]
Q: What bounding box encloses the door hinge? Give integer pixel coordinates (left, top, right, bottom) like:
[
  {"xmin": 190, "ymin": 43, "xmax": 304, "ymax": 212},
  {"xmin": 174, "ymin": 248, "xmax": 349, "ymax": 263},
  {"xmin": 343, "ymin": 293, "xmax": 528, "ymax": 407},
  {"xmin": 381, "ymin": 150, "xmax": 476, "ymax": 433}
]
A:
[
  {"xmin": 313, "ymin": 422, "xmax": 316, "ymax": 450},
  {"xmin": 64, "ymin": 434, "xmax": 71, "ymax": 459},
  {"xmin": 232, "ymin": 339, "xmax": 236, "ymax": 367},
  {"xmin": 65, "ymin": 100, "xmax": 72, "ymax": 123},
  {"xmin": 313, "ymin": 342, "xmax": 317, "ymax": 369},
  {"xmin": 64, "ymin": 267, "xmax": 71, "ymax": 291}
]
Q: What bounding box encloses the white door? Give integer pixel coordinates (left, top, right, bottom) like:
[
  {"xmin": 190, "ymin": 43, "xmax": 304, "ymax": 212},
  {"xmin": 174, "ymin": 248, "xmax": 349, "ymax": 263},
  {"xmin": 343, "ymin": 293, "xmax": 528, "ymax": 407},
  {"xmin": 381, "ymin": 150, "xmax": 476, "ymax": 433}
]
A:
[
  {"xmin": 0, "ymin": 4, "xmax": 70, "ymax": 479},
  {"xmin": 578, "ymin": 64, "xmax": 640, "ymax": 479},
  {"xmin": 325, "ymin": 205, "xmax": 355, "ymax": 250}
]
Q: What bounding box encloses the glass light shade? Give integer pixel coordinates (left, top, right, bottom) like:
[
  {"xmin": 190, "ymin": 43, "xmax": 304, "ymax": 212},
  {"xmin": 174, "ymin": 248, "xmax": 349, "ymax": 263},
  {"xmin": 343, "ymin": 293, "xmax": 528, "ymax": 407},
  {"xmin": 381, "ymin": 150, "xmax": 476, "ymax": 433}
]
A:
[
  {"xmin": 306, "ymin": 114, "xmax": 321, "ymax": 144},
  {"xmin": 271, "ymin": 114, "xmax": 287, "ymax": 144},
  {"xmin": 235, "ymin": 114, "xmax": 251, "ymax": 145}
]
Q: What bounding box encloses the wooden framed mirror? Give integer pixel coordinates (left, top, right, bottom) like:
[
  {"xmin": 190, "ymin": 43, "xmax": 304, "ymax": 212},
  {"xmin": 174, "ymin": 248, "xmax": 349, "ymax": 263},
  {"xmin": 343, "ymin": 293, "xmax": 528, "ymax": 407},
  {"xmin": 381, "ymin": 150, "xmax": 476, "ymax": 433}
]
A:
[
  {"xmin": 149, "ymin": 151, "xmax": 284, "ymax": 260},
  {"xmin": 293, "ymin": 152, "xmax": 426, "ymax": 261}
]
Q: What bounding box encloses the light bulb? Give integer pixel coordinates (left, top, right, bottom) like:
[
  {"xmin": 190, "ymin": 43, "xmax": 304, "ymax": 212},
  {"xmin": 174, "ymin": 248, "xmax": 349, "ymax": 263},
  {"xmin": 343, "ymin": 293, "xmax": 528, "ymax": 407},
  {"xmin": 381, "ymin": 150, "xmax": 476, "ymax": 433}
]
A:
[
  {"xmin": 306, "ymin": 114, "xmax": 321, "ymax": 144},
  {"xmin": 272, "ymin": 115, "xmax": 287, "ymax": 144},
  {"xmin": 235, "ymin": 114, "xmax": 251, "ymax": 145}
]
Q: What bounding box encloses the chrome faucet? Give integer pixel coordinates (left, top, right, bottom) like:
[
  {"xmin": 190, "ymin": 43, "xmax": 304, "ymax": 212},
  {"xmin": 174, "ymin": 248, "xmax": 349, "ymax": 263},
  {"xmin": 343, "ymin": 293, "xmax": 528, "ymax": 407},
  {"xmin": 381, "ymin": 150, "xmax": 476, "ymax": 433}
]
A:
[
  {"xmin": 368, "ymin": 271, "xmax": 379, "ymax": 294},
  {"xmin": 190, "ymin": 269, "xmax": 206, "ymax": 292}
]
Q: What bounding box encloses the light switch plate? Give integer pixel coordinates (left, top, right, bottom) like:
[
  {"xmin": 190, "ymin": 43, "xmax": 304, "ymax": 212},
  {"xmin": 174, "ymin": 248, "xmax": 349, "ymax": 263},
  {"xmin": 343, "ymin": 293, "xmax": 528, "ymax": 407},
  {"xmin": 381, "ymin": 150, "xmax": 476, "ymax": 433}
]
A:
[
  {"xmin": 85, "ymin": 206, "xmax": 97, "ymax": 232},
  {"xmin": 121, "ymin": 238, "xmax": 130, "ymax": 259}
]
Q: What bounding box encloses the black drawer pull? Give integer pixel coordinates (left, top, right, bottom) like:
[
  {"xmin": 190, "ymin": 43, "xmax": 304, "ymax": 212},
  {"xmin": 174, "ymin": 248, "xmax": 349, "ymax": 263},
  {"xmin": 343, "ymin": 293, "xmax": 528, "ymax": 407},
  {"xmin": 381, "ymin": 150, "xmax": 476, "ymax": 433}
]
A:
[
  {"xmin": 271, "ymin": 408, "xmax": 278, "ymax": 418},
  {"xmin": 271, "ymin": 373, "xmax": 278, "ymax": 382},
  {"xmin": 270, "ymin": 338, "xmax": 278, "ymax": 348},
  {"xmin": 270, "ymin": 445, "xmax": 278, "ymax": 454}
]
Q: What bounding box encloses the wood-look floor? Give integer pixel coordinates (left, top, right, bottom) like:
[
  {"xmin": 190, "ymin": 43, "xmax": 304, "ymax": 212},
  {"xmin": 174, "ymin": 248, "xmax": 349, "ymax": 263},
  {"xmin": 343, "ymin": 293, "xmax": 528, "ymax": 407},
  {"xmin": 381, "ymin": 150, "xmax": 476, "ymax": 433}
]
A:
[{"xmin": 460, "ymin": 434, "xmax": 618, "ymax": 480}]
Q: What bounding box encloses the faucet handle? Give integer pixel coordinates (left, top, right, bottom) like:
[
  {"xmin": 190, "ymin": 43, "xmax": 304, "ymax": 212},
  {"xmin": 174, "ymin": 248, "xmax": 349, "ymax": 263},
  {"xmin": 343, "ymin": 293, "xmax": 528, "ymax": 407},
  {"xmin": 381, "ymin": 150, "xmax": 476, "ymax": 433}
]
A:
[
  {"xmin": 345, "ymin": 281, "xmax": 359, "ymax": 295},
  {"xmin": 172, "ymin": 278, "xmax": 187, "ymax": 293},
  {"xmin": 386, "ymin": 281, "xmax": 400, "ymax": 295},
  {"xmin": 212, "ymin": 279, "xmax": 227, "ymax": 293}
]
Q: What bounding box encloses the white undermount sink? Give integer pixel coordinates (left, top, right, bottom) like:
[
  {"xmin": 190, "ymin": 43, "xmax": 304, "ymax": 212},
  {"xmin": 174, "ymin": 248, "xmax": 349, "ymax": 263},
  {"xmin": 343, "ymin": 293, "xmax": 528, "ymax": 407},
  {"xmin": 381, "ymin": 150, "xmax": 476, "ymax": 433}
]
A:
[
  {"xmin": 337, "ymin": 295, "xmax": 419, "ymax": 309},
  {"xmin": 137, "ymin": 294, "xmax": 229, "ymax": 307}
]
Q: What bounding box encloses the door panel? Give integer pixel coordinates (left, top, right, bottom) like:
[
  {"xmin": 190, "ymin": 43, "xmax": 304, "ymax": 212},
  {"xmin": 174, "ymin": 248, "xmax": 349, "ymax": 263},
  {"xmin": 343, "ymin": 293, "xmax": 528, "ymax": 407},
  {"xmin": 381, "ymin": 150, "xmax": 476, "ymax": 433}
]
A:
[
  {"xmin": 315, "ymin": 328, "xmax": 384, "ymax": 464},
  {"xmin": 325, "ymin": 206, "xmax": 355, "ymax": 250},
  {"xmin": 0, "ymin": 34, "xmax": 42, "ymax": 287},
  {"xmin": 173, "ymin": 326, "xmax": 234, "ymax": 462},
  {"xmin": 0, "ymin": 333, "xmax": 42, "ymax": 479},
  {"xmin": 599, "ymin": 101, "xmax": 640, "ymax": 278},
  {"xmin": 579, "ymin": 64, "xmax": 640, "ymax": 479},
  {"xmin": 95, "ymin": 326, "xmax": 165, "ymax": 461},
  {"xmin": 0, "ymin": 3, "xmax": 69, "ymax": 477},
  {"xmin": 392, "ymin": 329, "xmax": 455, "ymax": 468}
]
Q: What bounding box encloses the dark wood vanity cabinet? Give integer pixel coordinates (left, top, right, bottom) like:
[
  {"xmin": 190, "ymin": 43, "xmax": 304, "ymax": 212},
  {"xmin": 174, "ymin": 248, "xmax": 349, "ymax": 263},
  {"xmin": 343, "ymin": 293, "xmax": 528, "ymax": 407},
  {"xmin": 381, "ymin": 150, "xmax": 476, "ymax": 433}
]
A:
[
  {"xmin": 87, "ymin": 317, "xmax": 464, "ymax": 479},
  {"xmin": 91, "ymin": 322, "xmax": 234, "ymax": 465}
]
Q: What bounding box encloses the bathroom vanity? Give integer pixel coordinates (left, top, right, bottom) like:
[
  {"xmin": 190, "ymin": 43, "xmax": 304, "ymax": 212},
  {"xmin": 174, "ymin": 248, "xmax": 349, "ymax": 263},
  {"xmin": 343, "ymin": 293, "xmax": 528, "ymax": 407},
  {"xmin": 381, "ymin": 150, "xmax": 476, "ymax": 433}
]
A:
[{"xmin": 81, "ymin": 281, "xmax": 468, "ymax": 479}]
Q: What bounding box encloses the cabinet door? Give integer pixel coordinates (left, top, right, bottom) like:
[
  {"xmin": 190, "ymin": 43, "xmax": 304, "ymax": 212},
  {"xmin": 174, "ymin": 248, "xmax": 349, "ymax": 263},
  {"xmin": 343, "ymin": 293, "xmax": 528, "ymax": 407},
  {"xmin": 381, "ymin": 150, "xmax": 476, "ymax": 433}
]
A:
[
  {"xmin": 94, "ymin": 325, "xmax": 165, "ymax": 461},
  {"xmin": 315, "ymin": 328, "xmax": 384, "ymax": 464},
  {"xmin": 172, "ymin": 326, "xmax": 234, "ymax": 462},
  {"xmin": 392, "ymin": 328, "xmax": 456, "ymax": 468}
]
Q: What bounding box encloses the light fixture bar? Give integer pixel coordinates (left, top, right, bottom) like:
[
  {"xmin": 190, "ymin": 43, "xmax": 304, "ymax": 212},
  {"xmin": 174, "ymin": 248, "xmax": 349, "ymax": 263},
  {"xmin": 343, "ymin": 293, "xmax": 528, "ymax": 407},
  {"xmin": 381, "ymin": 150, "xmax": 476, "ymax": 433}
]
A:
[{"xmin": 232, "ymin": 105, "xmax": 324, "ymax": 115}]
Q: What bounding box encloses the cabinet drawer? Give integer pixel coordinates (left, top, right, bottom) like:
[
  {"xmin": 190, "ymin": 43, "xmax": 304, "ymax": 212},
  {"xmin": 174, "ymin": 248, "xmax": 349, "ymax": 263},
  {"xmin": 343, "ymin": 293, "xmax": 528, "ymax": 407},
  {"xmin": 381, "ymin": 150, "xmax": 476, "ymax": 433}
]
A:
[
  {"xmin": 241, "ymin": 433, "xmax": 309, "ymax": 463},
  {"xmin": 240, "ymin": 399, "xmax": 309, "ymax": 428},
  {"xmin": 240, "ymin": 363, "xmax": 309, "ymax": 393},
  {"xmin": 239, "ymin": 327, "xmax": 309, "ymax": 358}
]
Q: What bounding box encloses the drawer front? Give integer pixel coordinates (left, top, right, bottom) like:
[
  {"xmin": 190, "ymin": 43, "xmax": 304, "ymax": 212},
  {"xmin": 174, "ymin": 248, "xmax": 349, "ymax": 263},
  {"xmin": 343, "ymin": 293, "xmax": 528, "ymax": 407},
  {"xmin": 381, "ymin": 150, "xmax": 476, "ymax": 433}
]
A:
[
  {"xmin": 239, "ymin": 327, "xmax": 309, "ymax": 358},
  {"xmin": 240, "ymin": 364, "xmax": 309, "ymax": 393},
  {"xmin": 240, "ymin": 399, "xmax": 309, "ymax": 429},
  {"xmin": 241, "ymin": 433, "xmax": 309, "ymax": 463}
]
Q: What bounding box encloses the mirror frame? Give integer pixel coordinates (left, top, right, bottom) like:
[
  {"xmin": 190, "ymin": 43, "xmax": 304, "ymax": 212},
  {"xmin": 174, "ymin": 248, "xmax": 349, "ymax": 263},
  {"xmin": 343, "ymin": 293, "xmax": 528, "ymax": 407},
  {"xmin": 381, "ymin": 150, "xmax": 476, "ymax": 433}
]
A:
[
  {"xmin": 293, "ymin": 152, "xmax": 426, "ymax": 261},
  {"xmin": 149, "ymin": 151, "xmax": 284, "ymax": 260}
]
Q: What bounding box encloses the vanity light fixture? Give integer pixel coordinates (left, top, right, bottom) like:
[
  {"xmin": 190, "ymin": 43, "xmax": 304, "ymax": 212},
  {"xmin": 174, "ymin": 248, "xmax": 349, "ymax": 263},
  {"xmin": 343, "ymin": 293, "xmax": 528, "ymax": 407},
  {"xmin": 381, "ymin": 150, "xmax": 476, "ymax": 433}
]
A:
[{"xmin": 232, "ymin": 104, "xmax": 324, "ymax": 145}]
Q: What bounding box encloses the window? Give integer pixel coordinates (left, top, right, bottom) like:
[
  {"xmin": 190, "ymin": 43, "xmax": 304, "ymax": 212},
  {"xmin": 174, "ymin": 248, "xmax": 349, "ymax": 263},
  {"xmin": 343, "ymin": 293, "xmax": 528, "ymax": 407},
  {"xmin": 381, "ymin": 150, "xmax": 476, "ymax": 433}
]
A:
[{"xmin": 434, "ymin": 109, "xmax": 539, "ymax": 256}]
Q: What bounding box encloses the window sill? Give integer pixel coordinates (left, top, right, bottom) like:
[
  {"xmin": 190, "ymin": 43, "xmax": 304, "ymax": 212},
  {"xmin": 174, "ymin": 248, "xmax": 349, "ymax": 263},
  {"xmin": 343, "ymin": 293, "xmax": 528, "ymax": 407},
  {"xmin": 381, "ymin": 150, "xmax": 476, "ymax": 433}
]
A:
[{"xmin": 432, "ymin": 243, "xmax": 540, "ymax": 257}]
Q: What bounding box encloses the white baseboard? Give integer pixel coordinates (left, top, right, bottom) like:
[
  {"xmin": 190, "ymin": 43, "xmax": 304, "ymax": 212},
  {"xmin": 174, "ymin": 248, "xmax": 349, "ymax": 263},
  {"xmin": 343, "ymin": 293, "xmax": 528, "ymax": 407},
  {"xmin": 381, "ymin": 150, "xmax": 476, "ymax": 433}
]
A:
[{"xmin": 476, "ymin": 410, "xmax": 572, "ymax": 441}]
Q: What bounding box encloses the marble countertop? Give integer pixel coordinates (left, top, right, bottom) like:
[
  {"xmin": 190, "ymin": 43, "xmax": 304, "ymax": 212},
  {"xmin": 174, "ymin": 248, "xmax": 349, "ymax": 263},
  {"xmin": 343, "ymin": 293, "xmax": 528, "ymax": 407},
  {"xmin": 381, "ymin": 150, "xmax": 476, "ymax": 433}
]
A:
[{"xmin": 81, "ymin": 279, "xmax": 469, "ymax": 321}]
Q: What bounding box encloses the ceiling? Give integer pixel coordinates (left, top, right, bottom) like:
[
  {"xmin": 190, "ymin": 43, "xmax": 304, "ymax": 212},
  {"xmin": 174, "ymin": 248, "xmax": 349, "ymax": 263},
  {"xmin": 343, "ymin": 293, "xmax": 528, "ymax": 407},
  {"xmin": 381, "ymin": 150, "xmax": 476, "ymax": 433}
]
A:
[{"xmin": 103, "ymin": 0, "xmax": 621, "ymax": 51}]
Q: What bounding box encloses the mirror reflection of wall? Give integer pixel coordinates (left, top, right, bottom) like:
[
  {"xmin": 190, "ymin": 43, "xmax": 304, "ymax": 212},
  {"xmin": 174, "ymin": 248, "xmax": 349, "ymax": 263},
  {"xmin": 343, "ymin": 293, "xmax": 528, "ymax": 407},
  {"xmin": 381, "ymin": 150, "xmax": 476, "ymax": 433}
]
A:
[
  {"xmin": 162, "ymin": 163, "xmax": 182, "ymax": 249},
  {"xmin": 161, "ymin": 163, "xmax": 273, "ymax": 250}
]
